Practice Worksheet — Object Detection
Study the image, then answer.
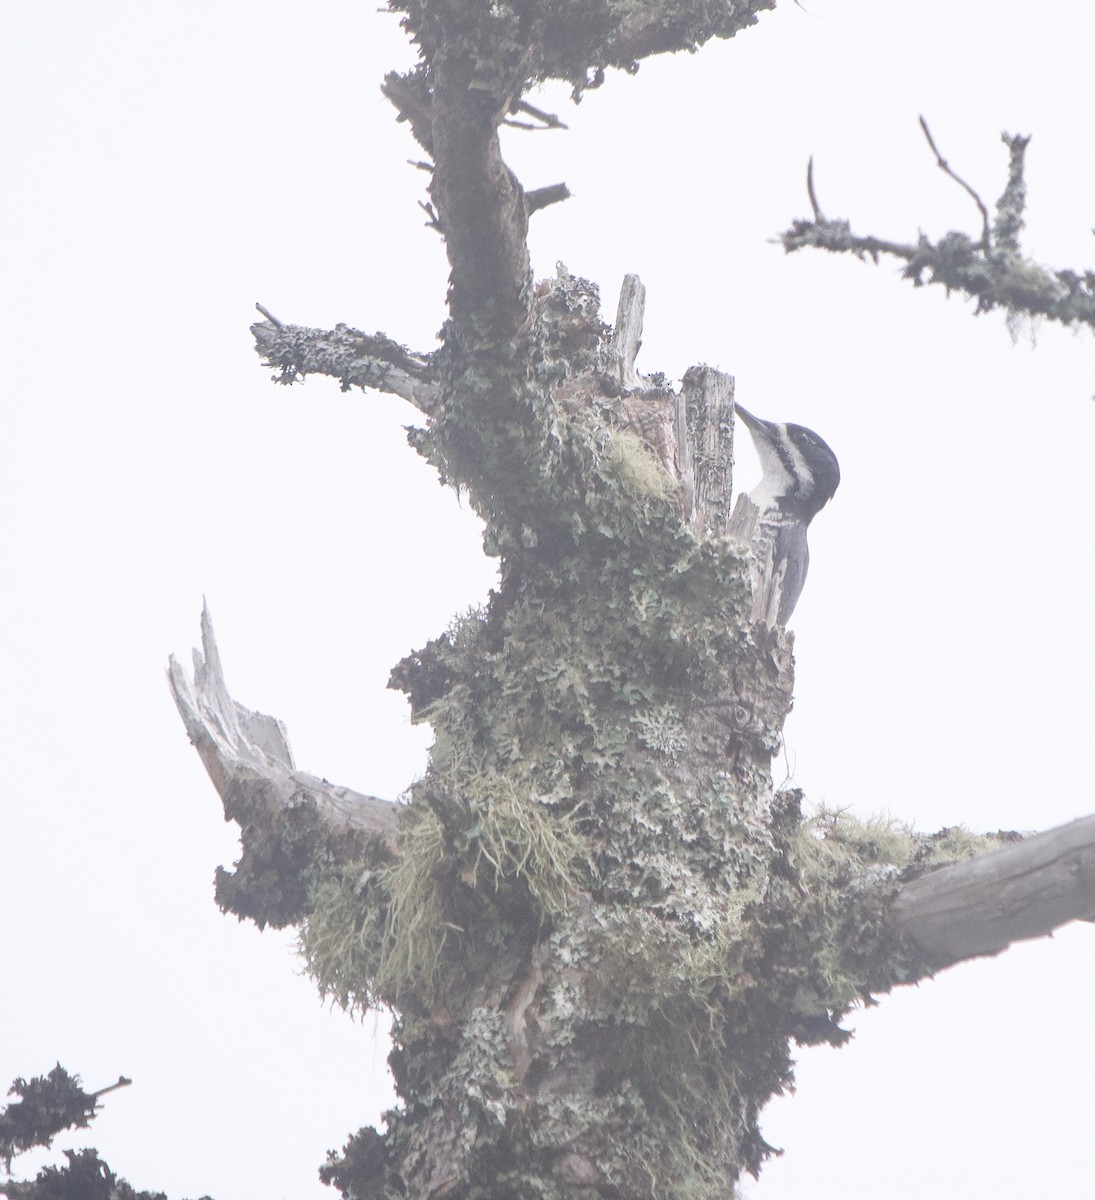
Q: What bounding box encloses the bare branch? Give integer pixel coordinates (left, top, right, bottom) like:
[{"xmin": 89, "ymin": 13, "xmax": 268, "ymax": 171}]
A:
[
  {"xmin": 806, "ymin": 155, "xmax": 823, "ymax": 221},
  {"xmin": 89, "ymin": 1077, "xmax": 132, "ymax": 1102},
  {"xmin": 418, "ymin": 198, "xmax": 442, "ymax": 230},
  {"xmin": 507, "ymin": 99, "xmax": 568, "ymax": 130},
  {"xmin": 254, "ymin": 301, "xmax": 284, "ymax": 328},
  {"xmin": 526, "ymin": 183, "xmax": 571, "ymax": 214},
  {"xmin": 919, "ymin": 115, "xmax": 991, "ymax": 250},
  {"xmin": 891, "ymin": 814, "xmax": 1095, "ymax": 970},
  {"xmin": 251, "ymin": 318, "xmax": 439, "ymax": 413}
]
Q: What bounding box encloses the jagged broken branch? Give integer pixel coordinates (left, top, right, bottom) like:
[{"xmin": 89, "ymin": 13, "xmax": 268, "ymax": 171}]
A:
[
  {"xmin": 168, "ymin": 605, "xmax": 398, "ymax": 927},
  {"xmin": 781, "ymin": 125, "xmax": 1095, "ymax": 336}
]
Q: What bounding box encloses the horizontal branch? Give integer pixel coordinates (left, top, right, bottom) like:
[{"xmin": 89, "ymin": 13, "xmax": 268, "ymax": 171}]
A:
[
  {"xmin": 891, "ymin": 814, "xmax": 1095, "ymax": 969},
  {"xmin": 251, "ymin": 314, "xmax": 439, "ymax": 413},
  {"xmin": 780, "ymin": 131, "xmax": 1095, "ymax": 336},
  {"xmin": 508, "ymin": 99, "xmax": 568, "ymax": 131},
  {"xmin": 168, "ymin": 605, "xmax": 398, "ymax": 926},
  {"xmin": 526, "ymin": 182, "xmax": 571, "ymax": 214},
  {"xmin": 781, "ymin": 217, "xmax": 1095, "ymax": 333}
]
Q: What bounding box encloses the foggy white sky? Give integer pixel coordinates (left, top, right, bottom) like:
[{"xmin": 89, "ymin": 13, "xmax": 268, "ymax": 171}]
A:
[{"xmin": 3, "ymin": 3, "xmax": 1094, "ymax": 1198}]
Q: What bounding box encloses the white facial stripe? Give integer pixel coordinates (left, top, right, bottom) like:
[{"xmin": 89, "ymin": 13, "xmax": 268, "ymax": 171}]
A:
[
  {"xmin": 777, "ymin": 423, "xmax": 814, "ymax": 497},
  {"xmin": 748, "ymin": 436, "xmax": 794, "ymax": 509}
]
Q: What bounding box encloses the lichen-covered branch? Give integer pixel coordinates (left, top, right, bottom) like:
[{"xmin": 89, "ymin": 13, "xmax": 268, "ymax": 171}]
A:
[
  {"xmin": 168, "ymin": 604, "xmax": 397, "ymax": 928},
  {"xmin": 597, "ymin": 0, "xmax": 775, "ymax": 76},
  {"xmin": 781, "ymin": 129, "xmax": 1095, "ymax": 335},
  {"xmin": 0, "ymin": 1148, "xmax": 186, "ymax": 1200},
  {"xmin": 0, "ymin": 1069, "xmax": 161, "ymax": 1200},
  {"xmin": 387, "ymin": 0, "xmax": 777, "ymax": 103},
  {"xmin": 891, "ymin": 814, "xmax": 1095, "ymax": 970},
  {"xmin": 251, "ymin": 315, "xmax": 438, "ymax": 412},
  {"xmin": 0, "ymin": 1066, "xmax": 126, "ymax": 1171}
]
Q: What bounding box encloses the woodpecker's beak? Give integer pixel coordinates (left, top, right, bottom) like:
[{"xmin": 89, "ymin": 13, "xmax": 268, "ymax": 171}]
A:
[{"xmin": 734, "ymin": 404, "xmax": 773, "ymax": 440}]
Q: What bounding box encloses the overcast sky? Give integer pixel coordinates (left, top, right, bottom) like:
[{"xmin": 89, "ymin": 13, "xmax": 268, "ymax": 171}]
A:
[{"xmin": 3, "ymin": 3, "xmax": 1094, "ymax": 1198}]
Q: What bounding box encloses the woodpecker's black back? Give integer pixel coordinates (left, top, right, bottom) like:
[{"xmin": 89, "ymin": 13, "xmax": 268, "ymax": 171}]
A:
[{"xmin": 735, "ymin": 405, "xmax": 840, "ymax": 625}]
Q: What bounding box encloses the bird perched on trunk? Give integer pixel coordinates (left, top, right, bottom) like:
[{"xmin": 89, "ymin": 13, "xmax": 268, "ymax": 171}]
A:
[{"xmin": 733, "ymin": 404, "xmax": 840, "ymax": 626}]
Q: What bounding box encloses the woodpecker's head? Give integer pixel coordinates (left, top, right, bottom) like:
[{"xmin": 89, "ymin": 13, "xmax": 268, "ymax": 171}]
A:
[{"xmin": 735, "ymin": 404, "xmax": 840, "ymax": 524}]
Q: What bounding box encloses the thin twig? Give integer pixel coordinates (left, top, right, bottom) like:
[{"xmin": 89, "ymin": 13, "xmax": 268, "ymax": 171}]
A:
[
  {"xmin": 510, "ymin": 99, "xmax": 568, "ymax": 130},
  {"xmin": 919, "ymin": 115, "xmax": 991, "ymax": 250},
  {"xmin": 407, "ymin": 159, "xmax": 434, "ymax": 173},
  {"xmin": 418, "ymin": 199, "xmax": 441, "ymax": 231},
  {"xmin": 806, "ymin": 156, "xmax": 823, "ymax": 221},
  {"xmin": 255, "ymin": 302, "xmax": 283, "ymax": 328},
  {"xmin": 91, "ymin": 1076, "xmax": 132, "ymax": 1101}
]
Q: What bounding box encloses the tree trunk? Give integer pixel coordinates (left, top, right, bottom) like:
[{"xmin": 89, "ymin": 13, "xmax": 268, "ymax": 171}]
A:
[{"xmin": 166, "ymin": 4, "xmax": 1095, "ymax": 1197}]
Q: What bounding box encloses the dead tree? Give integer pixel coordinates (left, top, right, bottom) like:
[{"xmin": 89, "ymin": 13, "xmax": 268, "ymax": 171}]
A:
[{"xmin": 169, "ymin": 4, "xmax": 1095, "ymax": 1197}]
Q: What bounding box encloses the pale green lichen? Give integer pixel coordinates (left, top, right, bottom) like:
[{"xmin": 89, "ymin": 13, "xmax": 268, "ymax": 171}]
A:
[
  {"xmin": 603, "ymin": 428, "xmax": 680, "ymax": 508},
  {"xmin": 631, "ymin": 703, "xmax": 687, "ymax": 756},
  {"xmin": 781, "ymin": 128, "xmax": 1095, "ymax": 337},
  {"xmin": 304, "ymin": 268, "xmax": 1005, "ymax": 1200}
]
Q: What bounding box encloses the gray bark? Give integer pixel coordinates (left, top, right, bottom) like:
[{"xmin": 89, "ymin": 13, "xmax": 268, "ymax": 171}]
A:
[
  {"xmin": 891, "ymin": 815, "xmax": 1095, "ymax": 969},
  {"xmin": 168, "ymin": 603, "xmax": 398, "ymax": 845}
]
